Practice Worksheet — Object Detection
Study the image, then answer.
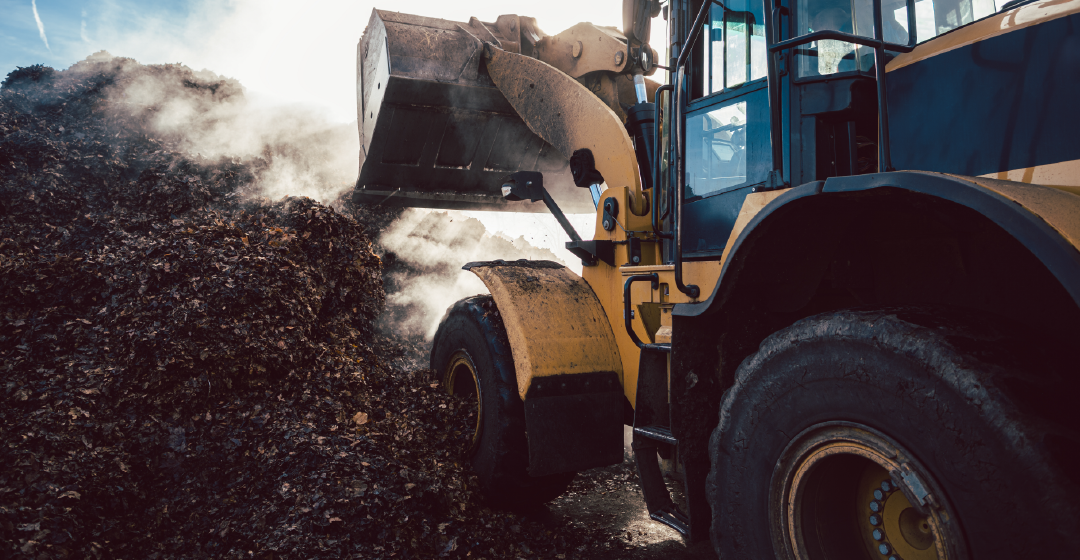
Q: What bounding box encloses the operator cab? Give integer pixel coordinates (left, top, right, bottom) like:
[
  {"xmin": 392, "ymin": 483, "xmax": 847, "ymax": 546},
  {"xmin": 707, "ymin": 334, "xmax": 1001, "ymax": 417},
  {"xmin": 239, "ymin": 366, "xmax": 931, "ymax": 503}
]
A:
[{"xmin": 667, "ymin": 0, "xmax": 1019, "ymax": 256}]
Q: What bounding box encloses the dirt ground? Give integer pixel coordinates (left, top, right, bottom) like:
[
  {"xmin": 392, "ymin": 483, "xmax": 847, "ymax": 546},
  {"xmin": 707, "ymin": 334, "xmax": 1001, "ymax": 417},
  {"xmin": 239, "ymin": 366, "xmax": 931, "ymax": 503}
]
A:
[{"xmin": 523, "ymin": 427, "xmax": 717, "ymax": 560}]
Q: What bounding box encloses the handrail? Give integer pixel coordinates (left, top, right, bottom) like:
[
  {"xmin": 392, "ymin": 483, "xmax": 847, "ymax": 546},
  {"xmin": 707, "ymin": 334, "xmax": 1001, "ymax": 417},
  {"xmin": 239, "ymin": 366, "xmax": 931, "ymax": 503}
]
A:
[
  {"xmin": 667, "ymin": 1, "xmax": 723, "ymax": 299},
  {"xmin": 672, "ymin": 66, "xmax": 700, "ymax": 299},
  {"xmin": 768, "ymin": 29, "xmax": 915, "ymax": 53},
  {"xmin": 765, "ymin": 0, "xmax": 786, "ymax": 187},
  {"xmin": 674, "ymin": 0, "xmax": 727, "ymax": 72},
  {"xmin": 652, "ymin": 84, "xmax": 674, "ymax": 241},
  {"xmin": 765, "ymin": 0, "xmax": 919, "ymax": 172},
  {"xmin": 624, "ymin": 273, "xmax": 671, "ymax": 352}
]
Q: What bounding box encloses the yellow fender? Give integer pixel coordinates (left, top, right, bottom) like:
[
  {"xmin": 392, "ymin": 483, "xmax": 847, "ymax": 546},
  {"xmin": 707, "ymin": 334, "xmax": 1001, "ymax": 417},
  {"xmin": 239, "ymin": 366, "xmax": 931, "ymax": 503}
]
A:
[{"xmin": 463, "ymin": 260, "xmax": 623, "ymax": 400}]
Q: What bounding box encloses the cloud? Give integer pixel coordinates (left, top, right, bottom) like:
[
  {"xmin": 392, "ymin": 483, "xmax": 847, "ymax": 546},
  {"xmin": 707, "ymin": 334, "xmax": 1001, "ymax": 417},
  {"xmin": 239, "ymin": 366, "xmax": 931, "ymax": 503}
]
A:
[
  {"xmin": 78, "ymin": 0, "xmax": 632, "ymax": 124},
  {"xmin": 81, "ymin": 10, "xmax": 90, "ymax": 43},
  {"xmin": 32, "ymin": 0, "xmax": 50, "ymax": 50}
]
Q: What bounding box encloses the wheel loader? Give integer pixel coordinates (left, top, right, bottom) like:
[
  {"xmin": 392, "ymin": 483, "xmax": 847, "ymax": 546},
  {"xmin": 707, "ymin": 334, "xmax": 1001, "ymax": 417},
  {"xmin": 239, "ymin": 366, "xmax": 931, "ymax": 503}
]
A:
[{"xmin": 354, "ymin": 0, "xmax": 1080, "ymax": 557}]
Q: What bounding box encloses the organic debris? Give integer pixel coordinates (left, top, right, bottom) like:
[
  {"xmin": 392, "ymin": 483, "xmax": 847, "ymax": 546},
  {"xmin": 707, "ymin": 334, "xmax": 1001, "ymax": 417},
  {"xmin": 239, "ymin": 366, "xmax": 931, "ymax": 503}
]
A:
[{"xmin": 0, "ymin": 55, "xmax": 658, "ymax": 559}]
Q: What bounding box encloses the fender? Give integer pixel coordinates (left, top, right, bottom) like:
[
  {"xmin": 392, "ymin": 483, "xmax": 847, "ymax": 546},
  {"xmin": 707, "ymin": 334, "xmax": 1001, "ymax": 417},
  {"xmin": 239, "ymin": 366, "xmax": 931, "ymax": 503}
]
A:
[
  {"xmin": 676, "ymin": 171, "xmax": 1080, "ymax": 319},
  {"xmin": 463, "ymin": 259, "xmax": 623, "ymax": 397},
  {"xmin": 665, "ymin": 171, "xmax": 1080, "ymax": 462},
  {"xmin": 463, "ymin": 259, "xmax": 624, "ymax": 476}
]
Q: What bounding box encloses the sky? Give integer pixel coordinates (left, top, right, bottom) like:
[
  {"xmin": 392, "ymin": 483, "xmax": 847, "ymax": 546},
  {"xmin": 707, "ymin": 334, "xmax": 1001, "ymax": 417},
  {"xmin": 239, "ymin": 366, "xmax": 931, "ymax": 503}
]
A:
[
  {"xmin": 1, "ymin": 0, "xmax": 657, "ymax": 123},
  {"xmin": 1, "ymin": 0, "xmax": 666, "ymax": 268}
]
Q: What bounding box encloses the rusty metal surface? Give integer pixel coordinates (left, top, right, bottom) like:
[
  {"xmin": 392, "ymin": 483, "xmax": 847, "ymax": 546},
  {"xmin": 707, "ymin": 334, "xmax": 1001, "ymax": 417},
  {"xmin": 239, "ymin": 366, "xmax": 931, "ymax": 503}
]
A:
[
  {"xmin": 483, "ymin": 43, "xmax": 642, "ymax": 192},
  {"xmin": 354, "ymin": 9, "xmax": 592, "ymax": 213},
  {"xmin": 464, "ymin": 261, "xmax": 623, "ymax": 400}
]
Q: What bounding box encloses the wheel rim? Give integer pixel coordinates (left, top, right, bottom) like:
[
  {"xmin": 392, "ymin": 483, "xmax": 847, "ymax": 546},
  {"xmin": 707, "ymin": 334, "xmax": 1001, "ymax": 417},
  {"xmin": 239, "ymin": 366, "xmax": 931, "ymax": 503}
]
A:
[
  {"xmin": 770, "ymin": 422, "xmax": 964, "ymax": 560},
  {"xmin": 443, "ymin": 350, "xmax": 483, "ymax": 455}
]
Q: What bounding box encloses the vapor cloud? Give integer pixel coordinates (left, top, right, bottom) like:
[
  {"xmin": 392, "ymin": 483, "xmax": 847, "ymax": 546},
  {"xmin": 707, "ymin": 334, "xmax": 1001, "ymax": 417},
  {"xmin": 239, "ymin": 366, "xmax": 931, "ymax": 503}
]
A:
[
  {"xmin": 32, "ymin": 0, "xmax": 50, "ymax": 50},
  {"xmin": 379, "ymin": 209, "xmax": 570, "ymax": 340}
]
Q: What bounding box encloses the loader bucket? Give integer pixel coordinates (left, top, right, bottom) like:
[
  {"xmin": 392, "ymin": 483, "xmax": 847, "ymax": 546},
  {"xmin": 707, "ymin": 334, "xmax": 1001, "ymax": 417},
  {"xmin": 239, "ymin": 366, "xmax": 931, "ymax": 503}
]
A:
[{"xmin": 354, "ymin": 10, "xmax": 594, "ymax": 213}]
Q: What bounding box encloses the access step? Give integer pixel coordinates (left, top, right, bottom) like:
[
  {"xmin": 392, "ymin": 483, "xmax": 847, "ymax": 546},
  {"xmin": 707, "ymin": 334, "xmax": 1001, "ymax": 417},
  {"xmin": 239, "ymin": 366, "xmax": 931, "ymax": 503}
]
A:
[{"xmin": 634, "ymin": 425, "xmax": 678, "ymax": 445}]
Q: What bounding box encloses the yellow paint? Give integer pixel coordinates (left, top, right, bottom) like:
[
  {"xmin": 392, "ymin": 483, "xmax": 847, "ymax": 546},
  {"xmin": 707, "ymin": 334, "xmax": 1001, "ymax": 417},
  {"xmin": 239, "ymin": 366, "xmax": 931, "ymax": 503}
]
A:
[
  {"xmin": 719, "ymin": 190, "xmax": 791, "ymax": 269},
  {"xmin": 534, "ymin": 22, "xmax": 629, "ymax": 79},
  {"xmin": 469, "ymin": 184, "xmax": 792, "ymax": 409},
  {"xmin": 961, "ymin": 174, "xmax": 1080, "ymax": 256},
  {"xmin": 467, "ymin": 263, "xmax": 623, "ymax": 401},
  {"xmin": 984, "ymin": 158, "xmax": 1080, "ymax": 190},
  {"xmin": 887, "ymin": 0, "xmax": 1080, "ymax": 72},
  {"xmin": 577, "ymin": 185, "xmax": 792, "ymax": 407},
  {"xmin": 484, "ymin": 45, "xmax": 643, "ymax": 197}
]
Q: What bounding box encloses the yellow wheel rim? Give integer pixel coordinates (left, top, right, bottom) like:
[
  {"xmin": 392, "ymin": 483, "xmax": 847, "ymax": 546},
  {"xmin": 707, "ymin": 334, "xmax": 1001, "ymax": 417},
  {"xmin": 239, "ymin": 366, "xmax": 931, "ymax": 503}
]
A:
[
  {"xmin": 443, "ymin": 350, "xmax": 483, "ymax": 455},
  {"xmin": 770, "ymin": 422, "xmax": 965, "ymax": 560}
]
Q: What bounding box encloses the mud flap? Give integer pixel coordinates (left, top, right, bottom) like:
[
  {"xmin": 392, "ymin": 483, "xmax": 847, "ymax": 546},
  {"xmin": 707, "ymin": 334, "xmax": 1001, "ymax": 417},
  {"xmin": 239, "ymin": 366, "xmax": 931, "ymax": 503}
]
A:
[{"xmin": 523, "ymin": 372, "xmax": 624, "ymax": 477}]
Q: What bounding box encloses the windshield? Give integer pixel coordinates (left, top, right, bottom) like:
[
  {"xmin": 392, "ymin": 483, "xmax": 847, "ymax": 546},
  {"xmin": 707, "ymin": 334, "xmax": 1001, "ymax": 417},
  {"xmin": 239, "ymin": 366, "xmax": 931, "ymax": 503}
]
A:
[{"xmin": 795, "ymin": 0, "xmax": 1015, "ymax": 77}]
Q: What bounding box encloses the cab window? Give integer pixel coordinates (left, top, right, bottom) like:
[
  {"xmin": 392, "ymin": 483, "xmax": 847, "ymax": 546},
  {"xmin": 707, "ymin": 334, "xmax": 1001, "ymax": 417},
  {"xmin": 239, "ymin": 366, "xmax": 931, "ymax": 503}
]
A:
[
  {"xmin": 893, "ymin": 0, "xmax": 1008, "ymax": 40},
  {"xmin": 686, "ymin": 101, "xmax": 748, "ymax": 197},
  {"xmin": 795, "ymin": 0, "xmax": 911, "ymax": 77},
  {"xmin": 795, "ymin": 0, "xmax": 1013, "ymax": 78},
  {"xmin": 699, "ymin": 0, "xmax": 768, "ymax": 97}
]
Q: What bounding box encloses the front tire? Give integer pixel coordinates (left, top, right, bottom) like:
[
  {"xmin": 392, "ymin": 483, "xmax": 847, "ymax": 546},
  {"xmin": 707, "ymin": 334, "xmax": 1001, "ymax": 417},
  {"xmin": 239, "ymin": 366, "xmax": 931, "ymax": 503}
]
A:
[
  {"xmin": 430, "ymin": 295, "xmax": 574, "ymax": 506},
  {"xmin": 707, "ymin": 307, "xmax": 1078, "ymax": 560}
]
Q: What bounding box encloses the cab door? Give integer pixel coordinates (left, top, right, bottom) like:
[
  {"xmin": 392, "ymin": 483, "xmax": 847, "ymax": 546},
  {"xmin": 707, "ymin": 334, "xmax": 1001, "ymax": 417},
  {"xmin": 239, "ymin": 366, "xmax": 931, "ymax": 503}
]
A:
[{"xmin": 681, "ymin": 0, "xmax": 772, "ymax": 258}]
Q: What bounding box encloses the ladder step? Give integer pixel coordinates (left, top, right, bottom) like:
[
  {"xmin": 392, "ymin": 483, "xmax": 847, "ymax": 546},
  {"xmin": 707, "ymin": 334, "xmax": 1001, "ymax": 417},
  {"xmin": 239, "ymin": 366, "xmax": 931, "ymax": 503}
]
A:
[
  {"xmin": 634, "ymin": 425, "xmax": 678, "ymax": 445},
  {"xmin": 650, "ymin": 508, "xmax": 690, "ymax": 536}
]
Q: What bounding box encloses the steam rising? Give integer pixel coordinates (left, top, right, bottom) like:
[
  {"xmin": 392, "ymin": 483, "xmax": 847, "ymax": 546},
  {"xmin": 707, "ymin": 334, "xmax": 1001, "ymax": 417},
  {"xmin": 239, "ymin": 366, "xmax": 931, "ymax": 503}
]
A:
[
  {"xmin": 54, "ymin": 52, "xmax": 589, "ymax": 344},
  {"xmin": 379, "ymin": 209, "xmax": 570, "ymax": 340},
  {"xmin": 100, "ymin": 59, "xmax": 359, "ymax": 204}
]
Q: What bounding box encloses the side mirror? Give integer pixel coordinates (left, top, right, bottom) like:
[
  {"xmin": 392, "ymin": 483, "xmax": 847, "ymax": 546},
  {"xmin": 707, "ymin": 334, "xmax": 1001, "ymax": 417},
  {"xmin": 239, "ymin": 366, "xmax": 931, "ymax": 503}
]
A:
[{"xmin": 623, "ymin": 0, "xmax": 662, "ymax": 46}]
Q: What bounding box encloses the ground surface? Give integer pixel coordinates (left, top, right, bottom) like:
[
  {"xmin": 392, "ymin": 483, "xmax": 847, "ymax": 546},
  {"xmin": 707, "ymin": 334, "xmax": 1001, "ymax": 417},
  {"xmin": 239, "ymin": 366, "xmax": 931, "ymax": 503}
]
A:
[
  {"xmin": 547, "ymin": 463, "xmax": 716, "ymax": 560},
  {"xmin": 1, "ymin": 55, "xmax": 723, "ymax": 559}
]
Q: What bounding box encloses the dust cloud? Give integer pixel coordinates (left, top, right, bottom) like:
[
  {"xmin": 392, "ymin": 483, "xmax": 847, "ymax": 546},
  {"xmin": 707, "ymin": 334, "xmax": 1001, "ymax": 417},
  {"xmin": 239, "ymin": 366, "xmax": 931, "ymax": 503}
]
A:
[
  {"xmin": 63, "ymin": 51, "xmax": 592, "ymax": 343},
  {"xmin": 84, "ymin": 51, "xmax": 358, "ymax": 204},
  {"xmin": 378, "ymin": 208, "xmax": 575, "ymax": 340}
]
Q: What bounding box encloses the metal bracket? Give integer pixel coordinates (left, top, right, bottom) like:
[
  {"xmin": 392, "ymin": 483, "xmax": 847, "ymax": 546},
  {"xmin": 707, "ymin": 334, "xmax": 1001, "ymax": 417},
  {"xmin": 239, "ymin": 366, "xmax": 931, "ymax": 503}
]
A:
[{"xmin": 891, "ymin": 464, "xmax": 936, "ymax": 516}]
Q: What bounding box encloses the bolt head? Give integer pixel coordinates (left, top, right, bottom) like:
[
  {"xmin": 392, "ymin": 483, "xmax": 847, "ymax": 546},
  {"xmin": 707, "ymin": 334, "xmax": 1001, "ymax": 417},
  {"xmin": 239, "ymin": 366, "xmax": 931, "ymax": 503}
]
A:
[
  {"xmin": 869, "ymin": 500, "xmax": 883, "ymax": 513},
  {"xmin": 881, "ymin": 481, "xmax": 893, "ymax": 492},
  {"xmin": 872, "ymin": 529, "xmax": 884, "ymax": 541},
  {"xmin": 614, "ymin": 50, "xmax": 625, "ymax": 65},
  {"xmin": 869, "ymin": 514, "xmax": 881, "ymax": 526},
  {"xmin": 874, "ymin": 488, "xmax": 885, "ymax": 501},
  {"xmin": 889, "ymin": 557, "xmax": 900, "ymax": 560},
  {"xmin": 878, "ymin": 543, "xmax": 891, "ymax": 555},
  {"xmin": 572, "ymin": 41, "xmax": 583, "ymax": 58}
]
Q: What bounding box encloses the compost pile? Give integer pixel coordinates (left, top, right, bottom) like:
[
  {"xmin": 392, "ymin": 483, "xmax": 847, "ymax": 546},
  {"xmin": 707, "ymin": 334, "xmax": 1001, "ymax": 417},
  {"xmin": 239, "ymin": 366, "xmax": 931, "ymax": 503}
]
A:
[{"xmin": 0, "ymin": 56, "xmax": 640, "ymax": 559}]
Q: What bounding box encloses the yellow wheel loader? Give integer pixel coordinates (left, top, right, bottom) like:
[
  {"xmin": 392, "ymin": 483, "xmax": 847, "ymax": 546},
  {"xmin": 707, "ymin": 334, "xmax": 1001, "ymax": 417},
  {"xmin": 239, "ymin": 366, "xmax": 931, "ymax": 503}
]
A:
[{"xmin": 355, "ymin": 0, "xmax": 1080, "ymax": 557}]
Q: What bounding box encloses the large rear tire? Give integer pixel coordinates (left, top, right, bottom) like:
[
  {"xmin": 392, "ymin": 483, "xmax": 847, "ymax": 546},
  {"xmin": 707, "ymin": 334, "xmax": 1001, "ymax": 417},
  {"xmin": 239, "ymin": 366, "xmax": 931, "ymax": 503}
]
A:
[
  {"xmin": 707, "ymin": 307, "xmax": 1078, "ymax": 560},
  {"xmin": 430, "ymin": 294, "xmax": 574, "ymax": 506}
]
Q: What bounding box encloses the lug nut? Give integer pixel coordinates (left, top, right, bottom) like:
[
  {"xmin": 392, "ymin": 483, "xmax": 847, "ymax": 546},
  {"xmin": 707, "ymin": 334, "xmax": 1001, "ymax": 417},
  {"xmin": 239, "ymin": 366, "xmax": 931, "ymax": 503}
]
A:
[
  {"xmin": 869, "ymin": 500, "xmax": 883, "ymax": 513},
  {"xmin": 881, "ymin": 481, "xmax": 893, "ymax": 492},
  {"xmin": 869, "ymin": 514, "xmax": 881, "ymax": 526},
  {"xmin": 878, "ymin": 543, "xmax": 891, "ymax": 555},
  {"xmin": 874, "ymin": 488, "xmax": 886, "ymax": 501},
  {"xmin": 888, "ymin": 556, "xmax": 900, "ymax": 560},
  {"xmin": 872, "ymin": 529, "xmax": 884, "ymax": 541}
]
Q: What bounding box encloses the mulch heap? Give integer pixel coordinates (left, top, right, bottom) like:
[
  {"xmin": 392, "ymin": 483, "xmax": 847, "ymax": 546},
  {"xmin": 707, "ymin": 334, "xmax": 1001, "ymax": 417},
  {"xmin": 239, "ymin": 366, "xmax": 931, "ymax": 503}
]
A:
[{"xmin": 0, "ymin": 55, "xmax": 636, "ymax": 559}]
